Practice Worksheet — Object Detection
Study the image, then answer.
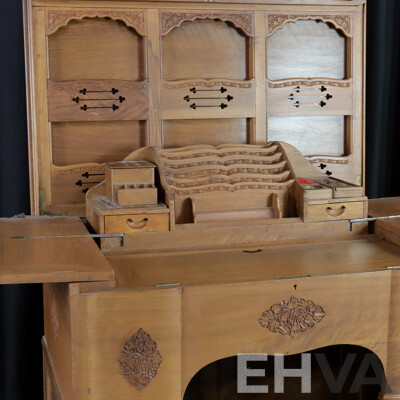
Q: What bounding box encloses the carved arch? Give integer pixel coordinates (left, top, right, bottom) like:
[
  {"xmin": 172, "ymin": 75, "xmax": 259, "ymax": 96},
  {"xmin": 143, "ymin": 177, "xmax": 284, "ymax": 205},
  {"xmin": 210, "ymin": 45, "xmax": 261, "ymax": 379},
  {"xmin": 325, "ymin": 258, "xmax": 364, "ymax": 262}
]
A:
[
  {"xmin": 267, "ymin": 14, "xmax": 352, "ymax": 38},
  {"xmin": 183, "ymin": 345, "xmax": 386, "ymax": 397},
  {"xmin": 160, "ymin": 11, "xmax": 255, "ymax": 37},
  {"xmin": 46, "ymin": 9, "xmax": 146, "ymax": 36}
]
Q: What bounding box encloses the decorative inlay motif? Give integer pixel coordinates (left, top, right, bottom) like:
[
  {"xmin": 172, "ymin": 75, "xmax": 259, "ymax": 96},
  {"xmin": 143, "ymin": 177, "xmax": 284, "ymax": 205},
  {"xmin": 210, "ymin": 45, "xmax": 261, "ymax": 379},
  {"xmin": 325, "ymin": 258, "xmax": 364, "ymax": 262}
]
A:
[
  {"xmin": 118, "ymin": 328, "xmax": 163, "ymax": 391},
  {"xmin": 308, "ymin": 157, "xmax": 350, "ymax": 165},
  {"xmin": 267, "ymin": 14, "xmax": 351, "ymax": 37},
  {"xmin": 163, "ymin": 80, "xmax": 252, "ymax": 89},
  {"xmin": 47, "ymin": 10, "xmax": 146, "ymax": 36},
  {"xmin": 257, "ymin": 296, "xmax": 326, "ymax": 338},
  {"xmin": 160, "ymin": 11, "xmax": 254, "ymax": 37},
  {"xmin": 267, "ymin": 80, "xmax": 351, "ymax": 89}
]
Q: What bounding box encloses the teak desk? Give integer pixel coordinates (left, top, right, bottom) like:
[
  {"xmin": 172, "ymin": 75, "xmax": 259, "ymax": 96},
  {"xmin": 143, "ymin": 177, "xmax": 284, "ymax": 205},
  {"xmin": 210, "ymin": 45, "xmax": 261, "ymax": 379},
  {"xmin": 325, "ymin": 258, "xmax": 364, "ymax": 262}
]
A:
[{"xmin": 2, "ymin": 0, "xmax": 399, "ymax": 398}]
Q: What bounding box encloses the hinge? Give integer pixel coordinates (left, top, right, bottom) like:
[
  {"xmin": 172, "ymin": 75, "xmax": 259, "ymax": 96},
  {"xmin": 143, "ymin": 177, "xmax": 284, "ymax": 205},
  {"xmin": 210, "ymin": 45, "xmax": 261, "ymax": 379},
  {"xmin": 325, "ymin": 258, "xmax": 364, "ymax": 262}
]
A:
[
  {"xmin": 39, "ymin": 189, "xmax": 67, "ymax": 216},
  {"xmin": 39, "ymin": 189, "xmax": 46, "ymax": 215}
]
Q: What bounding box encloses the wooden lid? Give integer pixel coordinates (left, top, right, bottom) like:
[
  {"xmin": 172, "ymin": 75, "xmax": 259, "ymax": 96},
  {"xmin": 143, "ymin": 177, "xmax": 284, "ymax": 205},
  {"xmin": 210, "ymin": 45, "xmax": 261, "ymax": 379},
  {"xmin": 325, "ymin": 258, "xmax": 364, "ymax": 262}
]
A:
[{"xmin": 0, "ymin": 217, "xmax": 114, "ymax": 284}]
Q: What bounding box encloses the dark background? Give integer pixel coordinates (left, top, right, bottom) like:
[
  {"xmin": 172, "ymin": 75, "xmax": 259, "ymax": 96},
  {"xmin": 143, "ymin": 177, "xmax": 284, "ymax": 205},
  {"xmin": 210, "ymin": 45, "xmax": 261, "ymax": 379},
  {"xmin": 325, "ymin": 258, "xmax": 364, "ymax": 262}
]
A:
[{"xmin": 0, "ymin": 0, "xmax": 399, "ymax": 398}]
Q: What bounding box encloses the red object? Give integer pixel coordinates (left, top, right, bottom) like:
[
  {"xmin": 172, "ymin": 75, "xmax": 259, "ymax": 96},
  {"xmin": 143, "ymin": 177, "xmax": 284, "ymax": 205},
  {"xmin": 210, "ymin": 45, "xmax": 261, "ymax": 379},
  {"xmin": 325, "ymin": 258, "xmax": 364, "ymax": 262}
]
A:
[{"xmin": 298, "ymin": 177, "xmax": 317, "ymax": 185}]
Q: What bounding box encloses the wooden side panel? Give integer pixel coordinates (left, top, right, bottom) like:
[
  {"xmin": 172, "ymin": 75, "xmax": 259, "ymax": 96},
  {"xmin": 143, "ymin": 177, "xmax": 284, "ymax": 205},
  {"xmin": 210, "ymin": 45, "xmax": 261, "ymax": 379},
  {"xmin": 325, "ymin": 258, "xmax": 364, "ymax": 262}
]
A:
[
  {"xmin": 386, "ymin": 271, "xmax": 400, "ymax": 394},
  {"xmin": 71, "ymin": 287, "xmax": 182, "ymax": 400},
  {"xmin": 182, "ymin": 272, "xmax": 391, "ymax": 392},
  {"xmin": 43, "ymin": 283, "xmax": 72, "ymax": 399}
]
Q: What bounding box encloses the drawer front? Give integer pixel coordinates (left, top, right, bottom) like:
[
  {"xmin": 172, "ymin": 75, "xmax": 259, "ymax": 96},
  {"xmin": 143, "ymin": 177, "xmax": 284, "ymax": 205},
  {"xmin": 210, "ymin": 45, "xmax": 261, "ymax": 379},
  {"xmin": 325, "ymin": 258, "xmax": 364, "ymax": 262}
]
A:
[
  {"xmin": 307, "ymin": 201, "xmax": 365, "ymax": 222},
  {"xmin": 104, "ymin": 213, "xmax": 169, "ymax": 234}
]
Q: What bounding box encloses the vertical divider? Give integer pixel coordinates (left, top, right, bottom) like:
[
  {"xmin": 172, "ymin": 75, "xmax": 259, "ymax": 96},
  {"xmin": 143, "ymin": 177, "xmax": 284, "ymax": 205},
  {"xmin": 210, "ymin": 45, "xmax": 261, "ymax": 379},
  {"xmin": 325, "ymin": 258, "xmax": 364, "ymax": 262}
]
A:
[
  {"xmin": 147, "ymin": 9, "xmax": 162, "ymax": 147},
  {"xmin": 253, "ymin": 11, "xmax": 267, "ymax": 144},
  {"xmin": 352, "ymin": 10, "xmax": 364, "ymax": 186},
  {"xmin": 32, "ymin": 7, "xmax": 51, "ymax": 211}
]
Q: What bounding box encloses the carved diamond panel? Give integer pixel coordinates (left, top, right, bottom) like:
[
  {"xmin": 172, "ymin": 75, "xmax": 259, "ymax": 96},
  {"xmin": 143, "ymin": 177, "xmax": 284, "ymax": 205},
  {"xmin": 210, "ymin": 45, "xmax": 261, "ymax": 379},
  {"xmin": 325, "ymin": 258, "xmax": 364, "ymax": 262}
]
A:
[{"xmin": 118, "ymin": 328, "xmax": 163, "ymax": 391}]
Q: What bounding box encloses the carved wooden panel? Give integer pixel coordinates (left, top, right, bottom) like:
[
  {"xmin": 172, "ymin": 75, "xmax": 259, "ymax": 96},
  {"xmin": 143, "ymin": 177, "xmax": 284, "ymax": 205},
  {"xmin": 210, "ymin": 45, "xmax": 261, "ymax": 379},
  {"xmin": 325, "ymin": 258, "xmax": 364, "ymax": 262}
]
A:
[
  {"xmin": 267, "ymin": 14, "xmax": 352, "ymax": 37},
  {"xmin": 257, "ymin": 295, "xmax": 326, "ymax": 338},
  {"xmin": 266, "ymin": 78, "xmax": 353, "ymax": 117},
  {"xmin": 161, "ymin": 79, "xmax": 255, "ymax": 119},
  {"xmin": 48, "ymin": 80, "xmax": 149, "ymax": 122},
  {"xmin": 118, "ymin": 328, "xmax": 163, "ymax": 391},
  {"xmin": 50, "ymin": 163, "xmax": 105, "ymax": 205},
  {"xmin": 46, "ymin": 9, "xmax": 146, "ymax": 36},
  {"xmin": 160, "ymin": 10, "xmax": 254, "ymax": 37}
]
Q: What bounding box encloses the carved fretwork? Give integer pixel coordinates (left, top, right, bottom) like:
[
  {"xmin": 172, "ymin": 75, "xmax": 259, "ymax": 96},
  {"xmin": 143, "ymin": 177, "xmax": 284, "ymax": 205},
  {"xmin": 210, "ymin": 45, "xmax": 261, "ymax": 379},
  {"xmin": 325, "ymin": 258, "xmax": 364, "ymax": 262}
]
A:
[
  {"xmin": 257, "ymin": 296, "xmax": 326, "ymax": 338},
  {"xmin": 160, "ymin": 11, "xmax": 255, "ymax": 37},
  {"xmin": 118, "ymin": 328, "xmax": 163, "ymax": 391},
  {"xmin": 267, "ymin": 14, "xmax": 352, "ymax": 37},
  {"xmin": 46, "ymin": 9, "xmax": 146, "ymax": 36}
]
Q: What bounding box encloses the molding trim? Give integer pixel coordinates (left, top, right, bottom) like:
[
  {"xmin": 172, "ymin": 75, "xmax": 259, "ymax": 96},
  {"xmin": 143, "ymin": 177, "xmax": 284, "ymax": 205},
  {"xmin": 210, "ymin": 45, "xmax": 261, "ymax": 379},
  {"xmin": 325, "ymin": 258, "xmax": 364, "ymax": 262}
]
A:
[
  {"xmin": 160, "ymin": 11, "xmax": 254, "ymax": 37},
  {"xmin": 267, "ymin": 14, "xmax": 352, "ymax": 37},
  {"xmin": 46, "ymin": 9, "xmax": 146, "ymax": 36}
]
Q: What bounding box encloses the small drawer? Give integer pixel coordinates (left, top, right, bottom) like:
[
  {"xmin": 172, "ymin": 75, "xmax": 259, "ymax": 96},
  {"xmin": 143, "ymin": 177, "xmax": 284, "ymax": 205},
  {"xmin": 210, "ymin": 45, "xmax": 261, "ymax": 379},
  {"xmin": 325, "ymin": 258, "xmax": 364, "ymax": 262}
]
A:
[
  {"xmin": 306, "ymin": 201, "xmax": 365, "ymax": 222},
  {"xmin": 104, "ymin": 213, "xmax": 169, "ymax": 234}
]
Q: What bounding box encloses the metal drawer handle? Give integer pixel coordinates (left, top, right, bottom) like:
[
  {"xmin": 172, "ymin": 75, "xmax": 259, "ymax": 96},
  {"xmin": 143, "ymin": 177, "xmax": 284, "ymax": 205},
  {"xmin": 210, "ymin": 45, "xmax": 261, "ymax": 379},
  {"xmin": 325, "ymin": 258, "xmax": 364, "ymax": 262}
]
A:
[
  {"xmin": 126, "ymin": 218, "xmax": 149, "ymax": 229},
  {"xmin": 326, "ymin": 206, "xmax": 346, "ymax": 217}
]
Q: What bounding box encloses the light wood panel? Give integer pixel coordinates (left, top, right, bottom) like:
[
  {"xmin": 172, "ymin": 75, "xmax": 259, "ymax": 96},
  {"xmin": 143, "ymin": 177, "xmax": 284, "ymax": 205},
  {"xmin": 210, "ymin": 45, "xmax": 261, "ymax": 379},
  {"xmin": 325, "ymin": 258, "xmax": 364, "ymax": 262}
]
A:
[
  {"xmin": 109, "ymin": 238, "xmax": 400, "ymax": 288},
  {"xmin": 0, "ymin": 217, "xmax": 114, "ymax": 284},
  {"xmin": 162, "ymin": 19, "xmax": 249, "ymax": 80},
  {"xmin": 181, "ymin": 271, "xmax": 390, "ymax": 392},
  {"xmin": 52, "ymin": 121, "xmax": 146, "ymax": 166},
  {"xmin": 48, "ymin": 80, "xmax": 149, "ymax": 122},
  {"xmin": 43, "ymin": 283, "xmax": 72, "ymax": 399},
  {"xmin": 48, "ymin": 17, "xmax": 145, "ymax": 81},
  {"xmin": 267, "ymin": 19, "xmax": 346, "ymax": 80},
  {"xmin": 268, "ymin": 116, "xmax": 345, "ymax": 156},
  {"xmin": 163, "ymin": 118, "xmax": 249, "ymax": 148},
  {"xmin": 71, "ymin": 287, "xmax": 182, "ymax": 399}
]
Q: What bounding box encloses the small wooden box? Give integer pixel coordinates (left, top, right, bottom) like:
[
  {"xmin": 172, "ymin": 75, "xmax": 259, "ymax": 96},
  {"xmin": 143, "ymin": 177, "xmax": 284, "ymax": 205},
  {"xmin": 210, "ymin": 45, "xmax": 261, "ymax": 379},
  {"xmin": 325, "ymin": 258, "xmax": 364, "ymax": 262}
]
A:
[
  {"xmin": 105, "ymin": 161, "xmax": 156, "ymax": 204},
  {"xmin": 117, "ymin": 184, "xmax": 158, "ymax": 206}
]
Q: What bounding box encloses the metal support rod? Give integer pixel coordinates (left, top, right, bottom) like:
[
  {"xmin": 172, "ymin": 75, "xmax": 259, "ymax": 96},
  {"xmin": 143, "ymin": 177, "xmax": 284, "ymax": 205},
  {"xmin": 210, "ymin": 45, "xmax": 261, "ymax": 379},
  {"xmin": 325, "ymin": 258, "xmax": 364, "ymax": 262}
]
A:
[
  {"xmin": 11, "ymin": 233, "xmax": 125, "ymax": 246},
  {"xmin": 349, "ymin": 214, "xmax": 400, "ymax": 231}
]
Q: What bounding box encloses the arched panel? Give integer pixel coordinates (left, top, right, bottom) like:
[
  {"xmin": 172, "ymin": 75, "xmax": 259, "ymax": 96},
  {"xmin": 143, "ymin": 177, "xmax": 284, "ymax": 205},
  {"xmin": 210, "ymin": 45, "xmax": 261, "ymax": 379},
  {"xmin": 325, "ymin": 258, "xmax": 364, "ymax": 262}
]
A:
[
  {"xmin": 267, "ymin": 19, "xmax": 347, "ymax": 80},
  {"xmin": 161, "ymin": 19, "xmax": 250, "ymax": 81},
  {"xmin": 184, "ymin": 345, "xmax": 385, "ymax": 399},
  {"xmin": 48, "ymin": 17, "xmax": 146, "ymax": 81}
]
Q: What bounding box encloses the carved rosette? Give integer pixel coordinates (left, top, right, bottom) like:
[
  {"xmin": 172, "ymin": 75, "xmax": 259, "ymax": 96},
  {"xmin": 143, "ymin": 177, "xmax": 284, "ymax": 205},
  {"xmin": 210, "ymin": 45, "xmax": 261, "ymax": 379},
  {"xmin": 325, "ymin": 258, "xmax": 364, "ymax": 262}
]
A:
[
  {"xmin": 46, "ymin": 10, "xmax": 146, "ymax": 36},
  {"xmin": 267, "ymin": 14, "xmax": 351, "ymax": 37},
  {"xmin": 118, "ymin": 328, "xmax": 163, "ymax": 391},
  {"xmin": 257, "ymin": 296, "xmax": 326, "ymax": 338},
  {"xmin": 160, "ymin": 11, "xmax": 254, "ymax": 37}
]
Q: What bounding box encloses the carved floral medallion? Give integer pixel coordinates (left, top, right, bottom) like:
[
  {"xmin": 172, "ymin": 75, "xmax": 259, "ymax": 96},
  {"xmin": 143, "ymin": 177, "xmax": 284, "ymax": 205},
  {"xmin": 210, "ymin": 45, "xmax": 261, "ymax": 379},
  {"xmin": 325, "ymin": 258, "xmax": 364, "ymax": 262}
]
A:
[
  {"xmin": 257, "ymin": 296, "xmax": 325, "ymax": 338},
  {"xmin": 118, "ymin": 328, "xmax": 163, "ymax": 391}
]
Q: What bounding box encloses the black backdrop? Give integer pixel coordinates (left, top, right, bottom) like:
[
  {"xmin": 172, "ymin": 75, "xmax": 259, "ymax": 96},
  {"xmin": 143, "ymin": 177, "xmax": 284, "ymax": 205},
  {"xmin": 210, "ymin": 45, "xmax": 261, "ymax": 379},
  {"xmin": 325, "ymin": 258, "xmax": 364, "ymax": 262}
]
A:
[{"xmin": 0, "ymin": 0, "xmax": 399, "ymax": 398}]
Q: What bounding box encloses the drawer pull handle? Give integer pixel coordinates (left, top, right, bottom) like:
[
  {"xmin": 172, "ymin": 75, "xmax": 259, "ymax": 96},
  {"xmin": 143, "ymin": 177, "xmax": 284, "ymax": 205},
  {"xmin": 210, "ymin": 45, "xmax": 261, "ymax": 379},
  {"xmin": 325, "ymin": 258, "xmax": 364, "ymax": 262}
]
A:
[
  {"xmin": 126, "ymin": 218, "xmax": 149, "ymax": 229},
  {"xmin": 326, "ymin": 206, "xmax": 346, "ymax": 217}
]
